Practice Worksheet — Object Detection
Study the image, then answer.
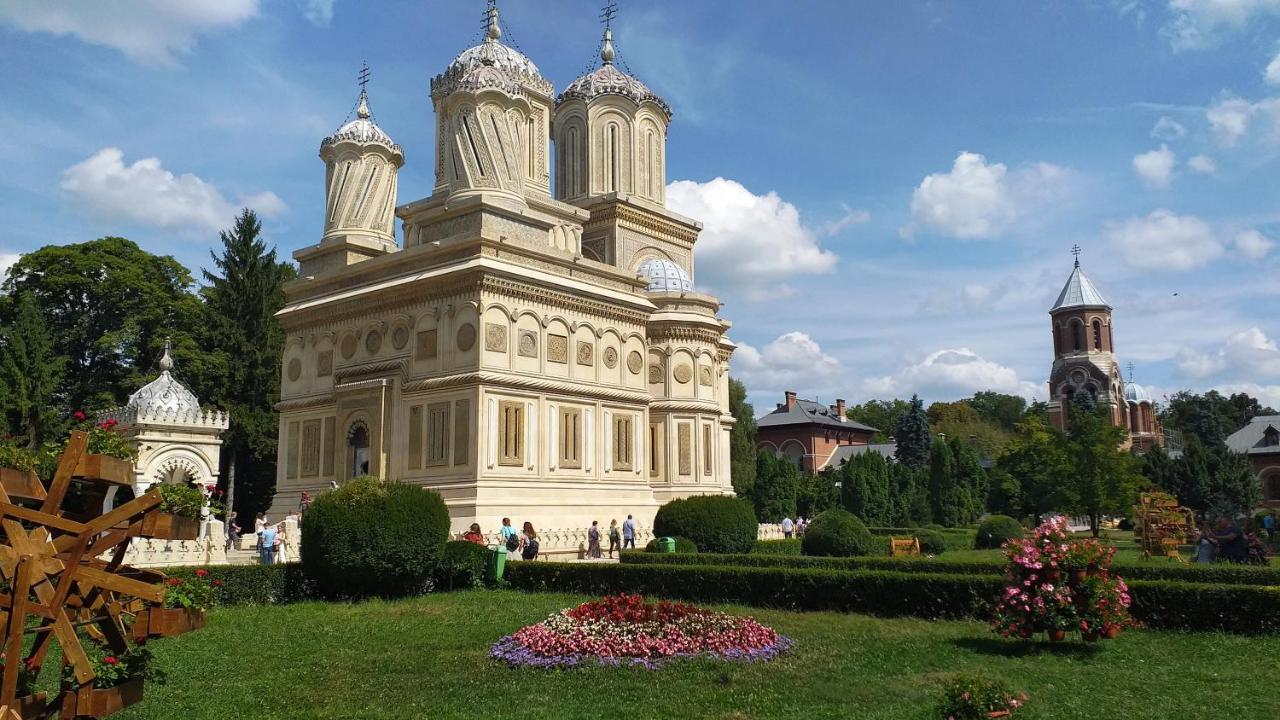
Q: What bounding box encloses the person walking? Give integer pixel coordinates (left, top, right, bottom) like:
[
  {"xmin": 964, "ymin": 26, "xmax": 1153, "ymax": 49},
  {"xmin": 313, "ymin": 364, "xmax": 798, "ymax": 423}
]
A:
[
  {"xmin": 607, "ymin": 519, "xmax": 621, "ymax": 558},
  {"xmin": 225, "ymin": 511, "xmax": 241, "ymax": 551},
  {"xmin": 1215, "ymin": 516, "xmax": 1247, "ymax": 563},
  {"xmin": 622, "ymin": 514, "xmax": 637, "ymax": 550},
  {"xmin": 500, "ymin": 517, "xmax": 520, "ymax": 561},
  {"xmin": 1195, "ymin": 522, "xmax": 1217, "ymax": 563},
  {"xmin": 588, "ymin": 521, "xmax": 603, "ymax": 559},
  {"xmin": 463, "ymin": 523, "xmax": 485, "ymax": 545},
  {"xmin": 521, "ymin": 522, "xmax": 540, "ymax": 561},
  {"xmin": 1264, "ymin": 512, "xmax": 1276, "ymax": 541},
  {"xmin": 259, "ymin": 523, "xmax": 278, "ymax": 565},
  {"xmin": 781, "ymin": 516, "xmax": 795, "ymax": 540}
]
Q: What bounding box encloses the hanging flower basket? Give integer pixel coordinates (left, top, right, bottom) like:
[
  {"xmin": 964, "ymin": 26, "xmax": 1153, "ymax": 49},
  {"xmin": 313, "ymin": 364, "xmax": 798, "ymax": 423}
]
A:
[
  {"xmin": 131, "ymin": 606, "xmax": 206, "ymax": 640},
  {"xmin": 73, "ymin": 454, "xmax": 134, "ymax": 486},
  {"xmin": 140, "ymin": 512, "xmax": 200, "ymax": 541},
  {"xmin": 59, "ymin": 677, "xmax": 144, "ymax": 718}
]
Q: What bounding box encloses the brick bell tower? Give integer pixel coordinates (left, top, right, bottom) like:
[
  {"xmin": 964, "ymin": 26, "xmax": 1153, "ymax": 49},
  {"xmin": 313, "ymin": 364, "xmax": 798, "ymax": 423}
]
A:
[{"xmin": 1045, "ymin": 247, "xmax": 1129, "ymax": 437}]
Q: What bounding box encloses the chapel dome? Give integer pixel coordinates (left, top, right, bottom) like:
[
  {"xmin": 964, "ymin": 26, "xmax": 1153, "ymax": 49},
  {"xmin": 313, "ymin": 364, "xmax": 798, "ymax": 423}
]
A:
[
  {"xmin": 432, "ymin": 10, "xmax": 553, "ymax": 99},
  {"xmin": 127, "ymin": 343, "xmax": 200, "ymax": 416},
  {"xmin": 637, "ymin": 258, "xmax": 692, "ymax": 293},
  {"xmin": 557, "ymin": 30, "xmax": 670, "ymax": 117},
  {"xmin": 322, "ymin": 89, "xmax": 400, "ymax": 153},
  {"xmin": 1124, "ymin": 383, "xmax": 1152, "ymax": 404}
]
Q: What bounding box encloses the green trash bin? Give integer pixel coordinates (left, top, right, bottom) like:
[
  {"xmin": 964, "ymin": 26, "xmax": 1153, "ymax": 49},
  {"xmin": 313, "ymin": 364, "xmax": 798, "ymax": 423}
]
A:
[
  {"xmin": 658, "ymin": 537, "xmax": 677, "ymax": 554},
  {"xmin": 488, "ymin": 545, "xmax": 507, "ymax": 582}
]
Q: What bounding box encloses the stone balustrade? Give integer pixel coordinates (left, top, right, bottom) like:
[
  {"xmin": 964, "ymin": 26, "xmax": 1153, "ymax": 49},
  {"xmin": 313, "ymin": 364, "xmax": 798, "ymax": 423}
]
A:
[
  {"xmin": 116, "ymin": 522, "xmax": 229, "ymax": 568},
  {"xmin": 97, "ymin": 405, "xmax": 230, "ymax": 429}
]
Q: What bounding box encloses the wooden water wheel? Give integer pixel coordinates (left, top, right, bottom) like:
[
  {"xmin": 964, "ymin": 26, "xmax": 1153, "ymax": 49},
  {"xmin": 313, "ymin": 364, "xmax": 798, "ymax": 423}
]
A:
[{"xmin": 0, "ymin": 431, "xmax": 199, "ymax": 719}]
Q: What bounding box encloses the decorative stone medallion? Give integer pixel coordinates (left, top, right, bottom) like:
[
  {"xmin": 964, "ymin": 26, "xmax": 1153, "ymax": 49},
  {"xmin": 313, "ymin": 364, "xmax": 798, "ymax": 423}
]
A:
[
  {"xmin": 485, "ymin": 323, "xmax": 508, "ymax": 353},
  {"xmin": 674, "ymin": 363, "xmax": 693, "ymax": 384},
  {"xmin": 603, "ymin": 347, "xmax": 618, "ymax": 369},
  {"xmin": 456, "ymin": 323, "xmax": 477, "ymax": 352},
  {"xmin": 699, "ymin": 366, "xmax": 714, "ymax": 386},
  {"xmin": 627, "ymin": 351, "xmax": 643, "ymax": 374},
  {"xmin": 340, "ymin": 333, "xmax": 358, "ymax": 360},
  {"xmin": 576, "ymin": 341, "xmax": 594, "ymax": 366},
  {"xmin": 365, "ymin": 329, "xmax": 383, "ymax": 354},
  {"xmin": 548, "ymin": 334, "xmax": 568, "ymax": 363},
  {"xmin": 317, "ymin": 351, "xmax": 333, "ymax": 378},
  {"xmin": 391, "ymin": 325, "xmax": 409, "ymax": 350},
  {"xmin": 416, "ymin": 329, "xmax": 438, "ymax": 359},
  {"xmin": 287, "ymin": 358, "xmax": 302, "ymax": 382},
  {"xmin": 648, "ymin": 362, "xmax": 664, "ymax": 384},
  {"xmin": 518, "ymin": 330, "xmax": 538, "ymax": 358}
]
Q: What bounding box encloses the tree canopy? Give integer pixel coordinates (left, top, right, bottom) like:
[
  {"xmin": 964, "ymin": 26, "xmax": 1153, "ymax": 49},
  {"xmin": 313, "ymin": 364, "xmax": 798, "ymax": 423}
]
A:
[{"xmin": 728, "ymin": 378, "xmax": 758, "ymax": 499}]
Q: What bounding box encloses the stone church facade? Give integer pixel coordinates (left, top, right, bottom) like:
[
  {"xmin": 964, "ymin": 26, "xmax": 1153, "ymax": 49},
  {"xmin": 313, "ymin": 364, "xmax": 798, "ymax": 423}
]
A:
[{"xmin": 269, "ymin": 10, "xmax": 736, "ymax": 531}]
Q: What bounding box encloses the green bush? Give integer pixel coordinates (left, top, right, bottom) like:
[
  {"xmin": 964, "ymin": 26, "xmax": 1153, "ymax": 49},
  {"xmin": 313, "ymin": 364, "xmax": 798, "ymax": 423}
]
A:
[
  {"xmin": 914, "ymin": 529, "xmax": 947, "ymax": 555},
  {"xmin": 868, "ymin": 526, "xmax": 975, "ymax": 551},
  {"xmin": 437, "ymin": 541, "xmax": 490, "ymax": 590},
  {"xmin": 802, "ymin": 508, "xmax": 874, "ymax": 557},
  {"xmin": 507, "ymin": 561, "xmax": 1280, "ymax": 633},
  {"xmin": 644, "ymin": 536, "xmax": 699, "ymax": 553},
  {"xmin": 652, "ymin": 496, "xmax": 757, "ymax": 554},
  {"xmin": 300, "ymin": 477, "xmax": 450, "ymax": 598},
  {"xmin": 754, "ymin": 539, "xmax": 802, "ymax": 555},
  {"xmin": 162, "ymin": 564, "xmax": 311, "ymax": 605},
  {"xmin": 974, "ymin": 515, "xmax": 1023, "ymax": 550}
]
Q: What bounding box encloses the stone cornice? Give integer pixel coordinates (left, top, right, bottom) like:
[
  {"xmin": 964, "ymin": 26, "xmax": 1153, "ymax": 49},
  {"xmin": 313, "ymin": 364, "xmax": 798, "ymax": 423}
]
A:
[
  {"xmin": 402, "ymin": 370, "xmax": 650, "ymax": 405},
  {"xmin": 582, "ymin": 198, "xmax": 701, "ymax": 247},
  {"xmin": 276, "ymin": 394, "xmax": 337, "ymax": 412},
  {"xmin": 481, "ymin": 275, "xmax": 650, "ymax": 327},
  {"xmin": 648, "ymin": 400, "xmax": 722, "ymax": 414}
]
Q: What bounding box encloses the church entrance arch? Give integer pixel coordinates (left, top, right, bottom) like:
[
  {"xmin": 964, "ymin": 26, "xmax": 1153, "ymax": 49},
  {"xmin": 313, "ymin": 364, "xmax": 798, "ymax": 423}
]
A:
[{"xmin": 347, "ymin": 421, "xmax": 371, "ymax": 479}]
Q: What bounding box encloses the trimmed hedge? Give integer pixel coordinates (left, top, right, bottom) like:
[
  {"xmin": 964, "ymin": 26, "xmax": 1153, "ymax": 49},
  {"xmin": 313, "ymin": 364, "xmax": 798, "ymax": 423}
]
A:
[
  {"xmin": 753, "ymin": 539, "xmax": 802, "ymax": 555},
  {"xmin": 507, "ymin": 561, "xmax": 1280, "ymax": 633},
  {"xmin": 164, "ymin": 564, "xmax": 312, "ymax": 606},
  {"xmin": 652, "ymin": 496, "xmax": 757, "ymax": 554},
  {"xmin": 438, "ymin": 541, "xmax": 490, "ymax": 591},
  {"xmin": 300, "ymin": 478, "xmax": 451, "ymax": 598},
  {"xmin": 974, "ymin": 515, "xmax": 1023, "ymax": 549},
  {"xmin": 802, "ymin": 509, "xmax": 874, "ymax": 557},
  {"xmin": 619, "ymin": 551, "xmax": 1280, "ymax": 586},
  {"xmin": 914, "ymin": 529, "xmax": 947, "ymax": 555},
  {"xmin": 644, "ymin": 536, "xmax": 699, "ymax": 553},
  {"xmin": 869, "ymin": 527, "xmax": 975, "ymax": 551}
]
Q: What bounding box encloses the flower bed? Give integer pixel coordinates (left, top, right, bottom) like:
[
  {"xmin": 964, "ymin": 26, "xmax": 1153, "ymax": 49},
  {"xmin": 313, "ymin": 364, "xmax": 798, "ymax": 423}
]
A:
[{"xmin": 490, "ymin": 593, "xmax": 793, "ymax": 669}]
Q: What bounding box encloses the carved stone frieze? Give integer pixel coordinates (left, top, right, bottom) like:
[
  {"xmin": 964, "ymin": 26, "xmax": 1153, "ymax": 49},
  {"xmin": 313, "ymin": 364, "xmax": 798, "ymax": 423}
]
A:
[
  {"xmin": 627, "ymin": 351, "xmax": 643, "ymax": 374},
  {"xmin": 485, "ymin": 323, "xmax": 508, "ymax": 352},
  {"xmin": 602, "ymin": 346, "xmax": 618, "ymax": 369},
  {"xmin": 518, "ymin": 329, "xmax": 538, "ymax": 358},
  {"xmin": 548, "ymin": 334, "xmax": 568, "ymax": 363},
  {"xmin": 576, "ymin": 340, "xmax": 594, "ymax": 366}
]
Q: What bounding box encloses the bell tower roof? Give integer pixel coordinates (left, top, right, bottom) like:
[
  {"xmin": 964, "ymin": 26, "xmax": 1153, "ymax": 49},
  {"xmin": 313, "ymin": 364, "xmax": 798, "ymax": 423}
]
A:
[{"xmin": 1050, "ymin": 251, "xmax": 1110, "ymax": 312}]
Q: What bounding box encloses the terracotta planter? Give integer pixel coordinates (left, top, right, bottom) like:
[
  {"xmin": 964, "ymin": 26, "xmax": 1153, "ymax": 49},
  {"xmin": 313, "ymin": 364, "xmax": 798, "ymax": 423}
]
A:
[
  {"xmin": 1102, "ymin": 625, "xmax": 1120, "ymax": 639},
  {"xmin": 140, "ymin": 512, "xmax": 200, "ymax": 541},
  {"xmin": 60, "ymin": 677, "xmax": 144, "ymax": 718},
  {"xmin": 1047, "ymin": 629, "xmax": 1066, "ymax": 642},
  {"xmin": 132, "ymin": 606, "xmax": 206, "ymax": 639},
  {"xmin": 73, "ymin": 454, "xmax": 134, "ymax": 485},
  {"xmin": 14, "ymin": 691, "xmax": 47, "ymax": 718}
]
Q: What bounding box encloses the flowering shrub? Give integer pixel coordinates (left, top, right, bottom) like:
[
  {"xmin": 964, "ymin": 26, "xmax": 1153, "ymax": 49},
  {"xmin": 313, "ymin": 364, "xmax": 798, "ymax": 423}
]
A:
[
  {"xmin": 62, "ymin": 632, "xmax": 162, "ymax": 689},
  {"xmin": 1245, "ymin": 533, "xmax": 1269, "ymax": 565},
  {"xmin": 991, "ymin": 517, "xmax": 1132, "ymax": 640},
  {"xmin": 162, "ymin": 569, "xmax": 219, "ymax": 611},
  {"xmin": 491, "ymin": 593, "xmax": 793, "ymax": 669},
  {"xmin": 939, "ymin": 674, "xmax": 1027, "ymax": 719},
  {"xmin": 155, "ymin": 483, "xmax": 206, "ymax": 517},
  {"xmin": 0, "ymin": 439, "xmax": 38, "ymax": 472},
  {"xmin": 0, "ymin": 652, "xmax": 39, "ymax": 696}
]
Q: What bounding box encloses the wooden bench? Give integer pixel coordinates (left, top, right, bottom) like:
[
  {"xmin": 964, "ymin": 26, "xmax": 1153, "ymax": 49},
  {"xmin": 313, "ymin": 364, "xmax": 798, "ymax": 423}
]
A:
[{"xmin": 891, "ymin": 537, "xmax": 920, "ymax": 557}]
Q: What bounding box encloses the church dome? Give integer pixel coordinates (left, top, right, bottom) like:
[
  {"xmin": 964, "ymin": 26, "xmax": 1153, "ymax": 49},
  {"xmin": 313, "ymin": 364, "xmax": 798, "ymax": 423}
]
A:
[
  {"xmin": 322, "ymin": 89, "xmax": 400, "ymax": 152},
  {"xmin": 637, "ymin": 258, "xmax": 692, "ymax": 293},
  {"xmin": 1124, "ymin": 383, "xmax": 1152, "ymax": 404},
  {"xmin": 558, "ymin": 30, "xmax": 670, "ymax": 117},
  {"xmin": 127, "ymin": 343, "xmax": 200, "ymax": 416},
  {"xmin": 432, "ymin": 10, "xmax": 553, "ymax": 99}
]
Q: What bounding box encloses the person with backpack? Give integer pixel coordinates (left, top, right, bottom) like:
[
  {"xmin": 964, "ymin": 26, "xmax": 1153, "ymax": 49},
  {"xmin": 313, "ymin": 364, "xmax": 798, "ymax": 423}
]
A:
[
  {"xmin": 521, "ymin": 522, "xmax": 540, "ymax": 561},
  {"xmin": 607, "ymin": 519, "xmax": 621, "ymax": 558},
  {"xmin": 500, "ymin": 517, "xmax": 520, "ymax": 561}
]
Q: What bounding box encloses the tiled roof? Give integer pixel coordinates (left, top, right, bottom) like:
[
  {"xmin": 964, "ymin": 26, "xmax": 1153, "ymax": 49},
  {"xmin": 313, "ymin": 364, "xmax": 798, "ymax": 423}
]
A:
[
  {"xmin": 757, "ymin": 399, "xmax": 878, "ymax": 433},
  {"xmin": 824, "ymin": 442, "xmax": 898, "ymax": 470},
  {"xmin": 1225, "ymin": 416, "xmax": 1280, "ymax": 455}
]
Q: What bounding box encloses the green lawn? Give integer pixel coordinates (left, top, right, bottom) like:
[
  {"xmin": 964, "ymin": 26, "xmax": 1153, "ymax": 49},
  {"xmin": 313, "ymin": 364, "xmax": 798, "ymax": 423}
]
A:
[{"xmin": 110, "ymin": 590, "xmax": 1280, "ymax": 720}]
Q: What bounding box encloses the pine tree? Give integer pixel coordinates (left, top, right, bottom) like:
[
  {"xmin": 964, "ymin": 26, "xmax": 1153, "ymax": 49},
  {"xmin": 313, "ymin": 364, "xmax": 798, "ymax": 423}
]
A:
[
  {"xmin": 0, "ymin": 293, "xmax": 64, "ymax": 448},
  {"xmin": 728, "ymin": 378, "xmax": 758, "ymax": 499},
  {"xmin": 201, "ymin": 209, "xmax": 295, "ymax": 519},
  {"xmin": 928, "ymin": 438, "xmax": 961, "ymax": 526},
  {"xmin": 753, "ymin": 449, "xmax": 799, "ymax": 522},
  {"xmin": 894, "ymin": 394, "xmax": 931, "ymax": 469}
]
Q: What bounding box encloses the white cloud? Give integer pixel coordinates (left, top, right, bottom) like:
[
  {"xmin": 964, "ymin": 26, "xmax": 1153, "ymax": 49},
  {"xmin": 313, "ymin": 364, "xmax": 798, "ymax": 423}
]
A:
[
  {"xmin": 1233, "ymin": 229, "xmax": 1274, "ymax": 259},
  {"xmin": 1217, "ymin": 383, "xmax": 1280, "ymax": 409},
  {"xmin": 300, "ymin": 0, "xmax": 335, "ymax": 27},
  {"xmin": 1267, "ymin": 50, "xmax": 1280, "ymax": 85},
  {"xmin": 863, "ymin": 348, "xmax": 1039, "ymax": 401},
  {"xmin": 1151, "ymin": 116, "xmax": 1187, "ymax": 140},
  {"xmin": 902, "ymin": 152, "xmax": 1069, "ymax": 239},
  {"xmin": 1133, "ymin": 145, "xmax": 1176, "ymax": 188},
  {"xmin": 1207, "ymin": 93, "xmax": 1256, "ymax": 146},
  {"xmin": 1103, "ymin": 209, "xmax": 1223, "ymax": 271},
  {"xmin": 1187, "ymin": 154, "xmax": 1217, "ymax": 174},
  {"xmin": 919, "ymin": 283, "xmax": 1005, "ymax": 315},
  {"xmin": 1164, "ymin": 0, "xmax": 1280, "ymax": 50},
  {"xmin": 667, "ymin": 178, "xmax": 837, "ymax": 293},
  {"xmin": 60, "ymin": 147, "xmax": 285, "ymax": 234},
  {"xmin": 732, "ymin": 332, "xmax": 843, "ymax": 397},
  {"xmin": 818, "ymin": 204, "xmax": 871, "ymax": 238},
  {"xmin": 0, "ymin": 252, "xmax": 19, "ymax": 284},
  {"xmin": 0, "ymin": 0, "xmax": 259, "ymax": 65},
  {"xmin": 1177, "ymin": 327, "xmax": 1280, "ymax": 381}
]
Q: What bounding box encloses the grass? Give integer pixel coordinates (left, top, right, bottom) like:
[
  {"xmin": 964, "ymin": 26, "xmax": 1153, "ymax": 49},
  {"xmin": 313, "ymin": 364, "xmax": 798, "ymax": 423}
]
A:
[{"xmin": 109, "ymin": 590, "xmax": 1280, "ymax": 720}]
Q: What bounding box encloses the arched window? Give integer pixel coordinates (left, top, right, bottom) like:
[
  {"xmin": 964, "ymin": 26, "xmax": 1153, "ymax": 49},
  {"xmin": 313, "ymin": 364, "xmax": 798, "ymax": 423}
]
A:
[
  {"xmin": 1092, "ymin": 319, "xmax": 1102, "ymax": 351},
  {"xmin": 567, "ymin": 126, "xmax": 579, "ymax": 196},
  {"xmin": 1266, "ymin": 473, "xmax": 1280, "ymax": 501},
  {"xmin": 1071, "ymin": 321, "xmax": 1084, "ymax": 352},
  {"xmin": 645, "ymin": 129, "xmax": 655, "ymax": 198},
  {"xmin": 606, "ymin": 124, "xmax": 619, "ymax": 193},
  {"xmin": 527, "ymin": 117, "xmax": 536, "ymax": 179},
  {"xmin": 348, "ymin": 422, "xmax": 371, "ymax": 479}
]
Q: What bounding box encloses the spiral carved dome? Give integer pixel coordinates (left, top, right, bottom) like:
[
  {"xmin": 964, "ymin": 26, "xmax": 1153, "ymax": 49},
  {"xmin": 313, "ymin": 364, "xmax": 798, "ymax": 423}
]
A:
[
  {"xmin": 558, "ymin": 29, "xmax": 670, "ymax": 117},
  {"xmin": 431, "ymin": 9, "xmax": 553, "ymax": 99},
  {"xmin": 126, "ymin": 342, "xmax": 200, "ymax": 416},
  {"xmin": 637, "ymin": 258, "xmax": 692, "ymax": 293},
  {"xmin": 322, "ymin": 89, "xmax": 400, "ymax": 153}
]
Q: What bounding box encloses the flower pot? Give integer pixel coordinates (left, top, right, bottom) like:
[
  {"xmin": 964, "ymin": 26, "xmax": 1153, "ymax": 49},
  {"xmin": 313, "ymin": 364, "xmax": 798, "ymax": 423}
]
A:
[
  {"xmin": 140, "ymin": 511, "xmax": 200, "ymax": 541},
  {"xmin": 1047, "ymin": 629, "xmax": 1066, "ymax": 642},
  {"xmin": 60, "ymin": 677, "xmax": 144, "ymax": 718},
  {"xmin": 132, "ymin": 606, "xmax": 206, "ymax": 639},
  {"xmin": 1082, "ymin": 631, "xmax": 1100, "ymax": 642},
  {"xmin": 1102, "ymin": 625, "xmax": 1120, "ymax": 639},
  {"xmin": 15, "ymin": 691, "xmax": 47, "ymax": 718}
]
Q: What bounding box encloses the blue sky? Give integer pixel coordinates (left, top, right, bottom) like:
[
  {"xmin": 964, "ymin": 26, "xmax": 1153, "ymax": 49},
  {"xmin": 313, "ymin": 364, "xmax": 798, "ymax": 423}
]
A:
[{"xmin": 1, "ymin": 0, "xmax": 1279, "ymax": 414}]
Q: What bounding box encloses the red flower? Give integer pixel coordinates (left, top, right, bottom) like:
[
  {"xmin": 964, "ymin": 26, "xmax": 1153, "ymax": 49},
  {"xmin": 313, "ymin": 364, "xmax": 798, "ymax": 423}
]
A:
[
  {"xmin": 212, "ymin": 579, "xmax": 222, "ymax": 587},
  {"xmin": 195, "ymin": 568, "xmax": 209, "ymax": 578},
  {"xmin": 103, "ymin": 656, "xmax": 118, "ymax": 666},
  {"xmin": 73, "ymin": 411, "xmax": 86, "ymax": 421},
  {"xmin": 167, "ymin": 577, "xmax": 181, "ymax": 586}
]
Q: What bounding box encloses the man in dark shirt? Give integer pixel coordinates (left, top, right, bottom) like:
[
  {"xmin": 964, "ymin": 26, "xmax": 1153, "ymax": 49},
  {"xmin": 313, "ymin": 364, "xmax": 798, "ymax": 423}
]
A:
[{"xmin": 1215, "ymin": 517, "xmax": 1247, "ymax": 563}]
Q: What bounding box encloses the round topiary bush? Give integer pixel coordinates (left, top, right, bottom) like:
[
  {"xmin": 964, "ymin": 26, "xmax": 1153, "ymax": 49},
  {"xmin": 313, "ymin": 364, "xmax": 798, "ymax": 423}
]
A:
[
  {"xmin": 436, "ymin": 540, "xmax": 491, "ymax": 591},
  {"xmin": 652, "ymin": 496, "xmax": 757, "ymax": 554},
  {"xmin": 914, "ymin": 528, "xmax": 947, "ymax": 555},
  {"xmin": 974, "ymin": 514, "xmax": 1024, "ymax": 550},
  {"xmin": 644, "ymin": 536, "xmax": 699, "ymax": 553},
  {"xmin": 801, "ymin": 509, "xmax": 874, "ymax": 557},
  {"xmin": 301, "ymin": 477, "xmax": 450, "ymax": 598}
]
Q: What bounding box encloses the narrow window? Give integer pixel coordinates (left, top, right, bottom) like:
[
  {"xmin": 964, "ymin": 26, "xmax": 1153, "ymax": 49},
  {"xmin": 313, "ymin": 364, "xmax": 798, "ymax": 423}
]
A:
[
  {"xmin": 498, "ymin": 401, "xmax": 524, "ymax": 466},
  {"xmin": 453, "ymin": 400, "xmax": 470, "ymax": 466},
  {"xmin": 646, "ymin": 130, "xmax": 655, "ymax": 197},
  {"xmin": 568, "ymin": 127, "xmax": 578, "ymax": 196},
  {"xmin": 408, "ymin": 405, "xmax": 423, "ymax": 470},
  {"xmin": 301, "ymin": 420, "xmax": 321, "ymax": 478},
  {"xmin": 1072, "ymin": 321, "xmax": 1083, "ymax": 352},
  {"xmin": 560, "ymin": 407, "xmax": 583, "ymax": 468},
  {"xmin": 286, "ymin": 421, "xmax": 300, "ymax": 479},
  {"xmin": 607, "ymin": 124, "xmax": 619, "ymax": 193},
  {"xmin": 1092, "ymin": 319, "xmax": 1102, "ymax": 351},
  {"xmin": 649, "ymin": 423, "xmax": 661, "ymax": 477},
  {"xmin": 321, "ymin": 417, "xmax": 336, "ymax": 477},
  {"xmin": 527, "ymin": 117, "xmax": 536, "ymax": 179},
  {"xmin": 702, "ymin": 424, "xmax": 713, "ymax": 476},
  {"xmin": 426, "ymin": 402, "xmax": 451, "ymax": 466},
  {"xmin": 614, "ymin": 415, "xmax": 633, "ymax": 471}
]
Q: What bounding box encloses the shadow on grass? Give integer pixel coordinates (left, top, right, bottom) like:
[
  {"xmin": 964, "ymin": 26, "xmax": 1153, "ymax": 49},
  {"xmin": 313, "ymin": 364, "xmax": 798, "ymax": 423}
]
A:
[{"xmin": 953, "ymin": 636, "xmax": 1104, "ymax": 659}]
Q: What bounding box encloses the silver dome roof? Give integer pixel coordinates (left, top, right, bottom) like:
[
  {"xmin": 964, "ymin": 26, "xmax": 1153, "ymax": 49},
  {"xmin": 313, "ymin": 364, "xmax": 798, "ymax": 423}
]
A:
[
  {"xmin": 637, "ymin": 258, "xmax": 692, "ymax": 293},
  {"xmin": 127, "ymin": 342, "xmax": 200, "ymax": 416},
  {"xmin": 322, "ymin": 89, "xmax": 401, "ymax": 154},
  {"xmin": 558, "ymin": 30, "xmax": 670, "ymax": 117},
  {"xmin": 431, "ymin": 10, "xmax": 553, "ymax": 99},
  {"xmin": 1124, "ymin": 382, "xmax": 1152, "ymax": 404},
  {"xmin": 1051, "ymin": 262, "xmax": 1110, "ymax": 312}
]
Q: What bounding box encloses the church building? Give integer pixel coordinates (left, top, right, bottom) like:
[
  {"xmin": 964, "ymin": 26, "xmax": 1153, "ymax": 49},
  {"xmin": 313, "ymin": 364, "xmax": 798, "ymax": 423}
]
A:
[
  {"xmin": 269, "ymin": 7, "xmax": 736, "ymax": 531},
  {"xmin": 1045, "ymin": 253, "xmax": 1163, "ymax": 451}
]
